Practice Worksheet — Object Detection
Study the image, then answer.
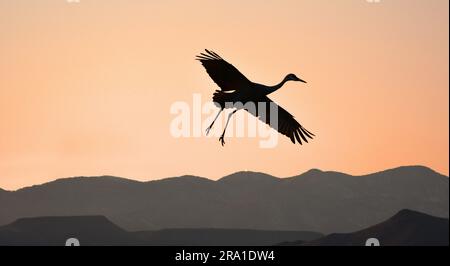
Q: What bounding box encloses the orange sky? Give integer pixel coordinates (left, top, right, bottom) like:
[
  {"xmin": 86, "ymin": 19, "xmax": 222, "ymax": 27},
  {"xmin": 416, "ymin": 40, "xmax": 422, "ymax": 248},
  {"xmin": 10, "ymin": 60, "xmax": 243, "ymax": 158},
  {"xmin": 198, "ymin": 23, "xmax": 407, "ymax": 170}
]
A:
[{"xmin": 0, "ymin": 0, "xmax": 448, "ymax": 190}]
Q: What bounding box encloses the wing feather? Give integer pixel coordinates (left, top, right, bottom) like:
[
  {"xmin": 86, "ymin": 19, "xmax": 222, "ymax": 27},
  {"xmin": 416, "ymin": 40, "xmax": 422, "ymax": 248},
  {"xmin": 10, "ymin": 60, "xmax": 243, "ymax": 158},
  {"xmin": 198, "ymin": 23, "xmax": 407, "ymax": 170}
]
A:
[
  {"xmin": 246, "ymin": 95, "xmax": 315, "ymax": 145},
  {"xmin": 196, "ymin": 49, "xmax": 251, "ymax": 92}
]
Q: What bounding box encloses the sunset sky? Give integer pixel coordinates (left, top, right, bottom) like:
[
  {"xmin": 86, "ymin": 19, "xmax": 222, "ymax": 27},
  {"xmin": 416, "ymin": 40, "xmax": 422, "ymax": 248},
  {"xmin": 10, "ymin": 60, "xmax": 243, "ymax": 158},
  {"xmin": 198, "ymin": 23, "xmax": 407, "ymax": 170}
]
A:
[{"xmin": 0, "ymin": 0, "xmax": 448, "ymax": 190}]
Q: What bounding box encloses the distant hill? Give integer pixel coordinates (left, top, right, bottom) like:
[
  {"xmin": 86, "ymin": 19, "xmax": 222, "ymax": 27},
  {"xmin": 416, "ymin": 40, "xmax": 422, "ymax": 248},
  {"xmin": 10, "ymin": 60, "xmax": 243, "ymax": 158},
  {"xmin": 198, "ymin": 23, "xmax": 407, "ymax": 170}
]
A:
[
  {"xmin": 0, "ymin": 166, "xmax": 448, "ymax": 234},
  {"xmin": 288, "ymin": 209, "xmax": 448, "ymax": 246},
  {"xmin": 0, "ymin": 216, "xmax": 322, "ymax": 246}
]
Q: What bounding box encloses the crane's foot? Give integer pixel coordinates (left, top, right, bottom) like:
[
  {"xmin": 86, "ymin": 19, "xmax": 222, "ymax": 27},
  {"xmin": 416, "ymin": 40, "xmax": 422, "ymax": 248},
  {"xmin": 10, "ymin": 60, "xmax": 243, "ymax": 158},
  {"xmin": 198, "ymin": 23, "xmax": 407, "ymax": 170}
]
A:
[
  {"xmin": 205, "ymin": 125, "xmax": 213, "ymax": 136},
  {"xmin": 219, "ymin": 135, "xmax": 225, "ymax": 146}
]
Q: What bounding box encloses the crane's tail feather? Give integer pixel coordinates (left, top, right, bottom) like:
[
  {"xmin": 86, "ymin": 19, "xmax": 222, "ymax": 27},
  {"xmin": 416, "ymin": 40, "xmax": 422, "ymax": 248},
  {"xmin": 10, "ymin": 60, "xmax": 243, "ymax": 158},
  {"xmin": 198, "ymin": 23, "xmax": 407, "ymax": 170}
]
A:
[{"xmin": 212, "ymin": 90, "xmax": 235, "ymax": 108}]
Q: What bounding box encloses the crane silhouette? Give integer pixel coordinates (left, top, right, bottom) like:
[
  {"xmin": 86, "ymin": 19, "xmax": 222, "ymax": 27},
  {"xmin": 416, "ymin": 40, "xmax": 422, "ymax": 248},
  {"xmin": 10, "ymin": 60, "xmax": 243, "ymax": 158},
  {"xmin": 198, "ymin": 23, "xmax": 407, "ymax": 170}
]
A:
[{"xmin": 197, "ymin": 49, "xmax": 314, "ymax": 146}]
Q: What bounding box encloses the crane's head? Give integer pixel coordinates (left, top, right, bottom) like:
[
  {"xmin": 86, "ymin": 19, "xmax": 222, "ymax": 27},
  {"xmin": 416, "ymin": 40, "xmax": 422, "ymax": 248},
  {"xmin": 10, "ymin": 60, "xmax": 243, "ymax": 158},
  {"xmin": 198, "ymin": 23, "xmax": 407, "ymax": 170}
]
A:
[{"xmin": 286, "ymin": 73, "xmax": 307, "ymax": 83}]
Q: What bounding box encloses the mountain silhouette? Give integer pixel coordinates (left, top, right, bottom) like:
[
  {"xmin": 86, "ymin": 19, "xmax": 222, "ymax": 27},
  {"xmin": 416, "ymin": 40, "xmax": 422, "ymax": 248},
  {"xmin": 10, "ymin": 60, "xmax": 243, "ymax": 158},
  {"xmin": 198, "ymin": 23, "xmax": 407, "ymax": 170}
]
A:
[
  {"xmin": 0, "ymin": 216, "xmax": 135, "ymax": 245},
  {"xmin": 0, "ymin": 166, "xmax": 448, "ymax": 234},
  {"xmin": 0, "ymin": 216, "xmax": 322, "ymax": 246},
  {"xmin": 284, "ymin": 209, "xmax": 448, "ymax": 246}
]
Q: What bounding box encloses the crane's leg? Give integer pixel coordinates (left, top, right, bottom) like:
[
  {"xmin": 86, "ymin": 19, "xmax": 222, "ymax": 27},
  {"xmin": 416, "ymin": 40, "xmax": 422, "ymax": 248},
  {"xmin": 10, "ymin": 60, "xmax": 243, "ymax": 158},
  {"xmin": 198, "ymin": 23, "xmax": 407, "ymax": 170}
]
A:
[
  {"xmin": 205, "ymin": 108, "xmax": 223, "ymax": 136},
  {"xmin": 219, "ymin": 109, "xmax": 238, "ymax": 146}
]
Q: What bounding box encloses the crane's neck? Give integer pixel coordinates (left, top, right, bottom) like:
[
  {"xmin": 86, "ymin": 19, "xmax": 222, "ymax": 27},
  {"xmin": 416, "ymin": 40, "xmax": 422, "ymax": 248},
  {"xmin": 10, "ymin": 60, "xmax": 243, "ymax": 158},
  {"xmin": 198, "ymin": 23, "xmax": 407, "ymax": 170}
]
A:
[{"xmin": 265, "ymin": 76, "xmax": 290, "ymax": 94}]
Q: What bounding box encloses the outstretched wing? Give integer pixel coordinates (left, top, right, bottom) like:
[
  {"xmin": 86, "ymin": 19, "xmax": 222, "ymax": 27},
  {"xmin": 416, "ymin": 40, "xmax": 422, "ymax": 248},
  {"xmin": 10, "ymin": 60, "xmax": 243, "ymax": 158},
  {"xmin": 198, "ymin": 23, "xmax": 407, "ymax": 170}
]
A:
[
  {"xmin": 246, "ymin": 95, "xmax": 315, "ymax": 145},
  {"xmin": 196, "ymin": 49, "xmax": 251, "ymax": 91}
]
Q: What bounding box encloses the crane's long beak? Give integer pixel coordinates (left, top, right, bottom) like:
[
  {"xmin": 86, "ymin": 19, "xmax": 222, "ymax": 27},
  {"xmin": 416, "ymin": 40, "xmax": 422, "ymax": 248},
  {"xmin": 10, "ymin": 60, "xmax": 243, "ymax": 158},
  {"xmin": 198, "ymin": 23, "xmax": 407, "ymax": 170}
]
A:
[{"xmin": 298, "ymin": 78, "xmax": 307, "ymax": 83}]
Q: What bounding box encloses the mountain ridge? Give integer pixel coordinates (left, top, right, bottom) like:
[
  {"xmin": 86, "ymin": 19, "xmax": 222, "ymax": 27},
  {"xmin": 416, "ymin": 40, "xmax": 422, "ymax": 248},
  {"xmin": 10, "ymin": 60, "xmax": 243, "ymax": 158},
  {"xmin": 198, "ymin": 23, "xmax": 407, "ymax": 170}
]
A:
[
  {"xmin": 2, "ymin": 165, "xmax": 445, "ymax": 192},
  {"xmin": 0, "ymin": 165, "xmax": 447, "ymax": 234},
  {"xmin": 296, "ymin": 209, "xmax": 449, "ymax": 246},
  {"xmin": 1, "ymin": 210, "xmax": 447, "ymax": 246},
  {"xmin": 0, "ymin": 215, "xmax": 323, "ymax": 246}
]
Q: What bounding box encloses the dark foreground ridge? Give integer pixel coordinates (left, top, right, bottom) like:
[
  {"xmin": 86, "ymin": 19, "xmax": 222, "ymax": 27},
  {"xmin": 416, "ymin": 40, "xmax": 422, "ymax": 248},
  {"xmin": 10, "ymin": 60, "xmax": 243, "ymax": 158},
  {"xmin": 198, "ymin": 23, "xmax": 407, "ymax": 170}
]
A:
[
  {"xmin": 1, "ymin": 209, "xmax": 447, "ymax": 246},
  {"xmin": 279, "ymin": 209, "xmax": 449, "ymax": 246},
  {"xmin": 0, "ymin": 166, "xmax": 448, "ymax": 234},
  {"xmin": 0, "ymin": 215, "xmax": 322, "ymax": 246}
]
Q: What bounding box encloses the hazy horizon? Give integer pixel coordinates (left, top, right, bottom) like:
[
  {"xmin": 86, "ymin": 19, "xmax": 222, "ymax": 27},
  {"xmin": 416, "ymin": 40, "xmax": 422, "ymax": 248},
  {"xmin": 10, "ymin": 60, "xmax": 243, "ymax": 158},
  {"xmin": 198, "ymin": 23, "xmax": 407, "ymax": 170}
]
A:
[{"xmin": 1, "ymin": 0, "xmax": 448, "ymax": 190}]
